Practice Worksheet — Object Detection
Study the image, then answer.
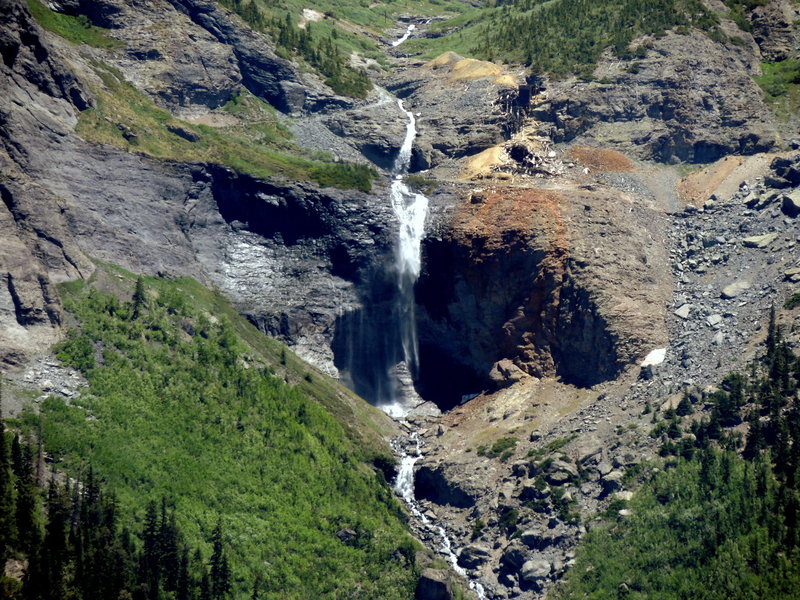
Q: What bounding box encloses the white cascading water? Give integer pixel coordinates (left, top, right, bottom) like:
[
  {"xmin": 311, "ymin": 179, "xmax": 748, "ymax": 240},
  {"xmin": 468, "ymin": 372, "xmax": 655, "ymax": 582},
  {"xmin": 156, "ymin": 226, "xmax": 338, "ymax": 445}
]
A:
[
  {"xmin": 380, "ymin": 100, "xmax": 428, "ymax": 418},
  {"xmin": 394, "ymin": 432, "xmax": 488, "ymax": 599},
  {"xmin": 391, "ymin": 23, "xmax": 415, "ymax": 47},
  {"xmin": 392, "ymin": 100, "xmax": 427, "ymax": 377}
]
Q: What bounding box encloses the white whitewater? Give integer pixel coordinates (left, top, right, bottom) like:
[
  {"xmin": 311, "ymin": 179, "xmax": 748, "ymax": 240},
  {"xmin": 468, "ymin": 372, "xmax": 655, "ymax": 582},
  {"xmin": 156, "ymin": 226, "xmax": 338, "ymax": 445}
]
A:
[
  {"xmin": 394, "ymin": 432, "xmax": 488, "ymax": 599},
  {"xmin": 391, "ymin": 23, "xmax": 415, "ymax": 47},
  {"xmin": 380, "ymin": 100, "xmax": 428, "ymax": 418},
  {"xmin": 391, "ymin": 99, "xmax": 427, "ymax": 376}
]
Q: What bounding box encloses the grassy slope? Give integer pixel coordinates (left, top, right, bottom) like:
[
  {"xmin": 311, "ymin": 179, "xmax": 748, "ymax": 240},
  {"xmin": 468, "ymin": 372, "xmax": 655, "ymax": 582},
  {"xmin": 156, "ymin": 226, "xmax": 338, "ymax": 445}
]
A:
[{"xmin": 25, "ymin": 263, "xmax": 415, "ymax": 599}]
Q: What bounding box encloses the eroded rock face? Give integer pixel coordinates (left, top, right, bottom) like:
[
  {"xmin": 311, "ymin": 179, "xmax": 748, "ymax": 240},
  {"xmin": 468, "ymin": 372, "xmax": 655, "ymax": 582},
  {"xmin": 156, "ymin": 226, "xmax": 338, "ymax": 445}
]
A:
[
  {"xmin": 0, "ymin": 0, "xmax": 95, "ymax": 365},
  {"xmin": 71, "ymin": 0, "xmax": 347, "ymax": 116},
  {"xmin": 0, "ymin": 0, "xmax": 394, "ymax": 374},
  {"xmin": 415, "ymin": 186, "xmax": 670, "ymax": 405},
  {"xmin": 750, "ymin": 0, "xmax": 800, "ymax": 62},
  {"xmin": 383, "ymin": 53, "xmax": 518, "ymax": 168},
  {"xmin": 535, "ymin": 31, "xmax": 779, "ymax": 163}
]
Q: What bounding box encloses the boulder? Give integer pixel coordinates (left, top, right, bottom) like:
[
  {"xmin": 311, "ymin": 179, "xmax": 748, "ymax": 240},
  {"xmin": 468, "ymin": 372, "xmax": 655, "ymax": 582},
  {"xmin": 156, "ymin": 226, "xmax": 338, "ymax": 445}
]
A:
[
  {"xmin": 415, "ymin": 569, "xmax": 452, "ymax": 600},
  {"xmin": 520, "ymin": 559, "xmax": 551, "ymax": 585},
  {"xmin": 457, "ymin": 544, "xmax": 491, "ymax": 569},
  {"xmin": 784, "ymin": 267, "xmax": 800, "ymax": 283},
  {"xmin": 602, "ymin": 470, "xmax": 625, "ymax": 492},
  {"xmin": 742, "ymin": 233, "xmax": 778, "ymax": 249},
  {"xmin": 721, "ymin": 281, "xmax": 751, "ymax": 299},
  {"xmin": 783, "ymin": 191, "xmax": 800, "ymax": 218},
  {"xmin": 500, "ymin": 543, "xmax": 527, "ymax": 572},
  {"xmin": 520, "ymin": 529, "xmax": 562, "ymax": 550},
  {"xmin": 489, "ymin": 358, "xmax": 527, "ymax": 389},
  {"xmin": 674, "ymin": 303, "xmax": 692, "ymax": 319}
]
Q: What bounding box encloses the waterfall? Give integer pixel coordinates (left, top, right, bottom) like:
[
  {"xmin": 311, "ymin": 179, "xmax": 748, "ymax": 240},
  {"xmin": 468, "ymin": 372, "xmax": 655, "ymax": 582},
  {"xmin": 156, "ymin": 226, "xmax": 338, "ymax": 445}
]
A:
[
  {"xmin": 331, "ymin": 100, "xmax": 428, "ymax": 417},
  {"xmin": 391, "ymin": 23, "xmax": 415, "ymax": 47},
  {"xmin": 391, "ymin": 100, "xmax": 427, "ymax": 380},
  {"xmin": 394, "ymin": 431, "xmax": 488, "ymax": 599}
]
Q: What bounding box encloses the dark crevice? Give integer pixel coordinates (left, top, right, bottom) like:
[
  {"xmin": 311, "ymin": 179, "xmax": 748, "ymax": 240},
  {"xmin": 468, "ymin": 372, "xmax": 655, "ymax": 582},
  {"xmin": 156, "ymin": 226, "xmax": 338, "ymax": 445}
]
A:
[
  {"xmin": 207, "ymin": 168, "xmax": 330, "ymax": 244},
  {"xmin": 7, "ymin": 274, "xmax": 29, "ymax": 327}
]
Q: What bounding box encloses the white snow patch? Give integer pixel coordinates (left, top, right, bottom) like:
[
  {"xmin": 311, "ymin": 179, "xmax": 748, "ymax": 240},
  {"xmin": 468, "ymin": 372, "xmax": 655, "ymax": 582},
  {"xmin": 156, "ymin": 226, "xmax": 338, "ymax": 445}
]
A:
[{"xmin": 640, "ymin": 348, "xmax": 666, "ymax": 367}]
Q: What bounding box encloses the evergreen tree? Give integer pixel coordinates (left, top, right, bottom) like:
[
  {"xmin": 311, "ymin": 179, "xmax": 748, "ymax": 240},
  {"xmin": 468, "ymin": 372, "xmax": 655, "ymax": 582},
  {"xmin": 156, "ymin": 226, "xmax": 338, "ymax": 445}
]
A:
[
  {"xmin": 132, "ymin": 277, "xmax": 147, "ymax": 320},
  {"xmin": 209, "ymin": 522, "xmax": 230, "ymax": 599},
  {"xmin": 0, "ymin": 410, "xmax": 15, "ymax": 560}
]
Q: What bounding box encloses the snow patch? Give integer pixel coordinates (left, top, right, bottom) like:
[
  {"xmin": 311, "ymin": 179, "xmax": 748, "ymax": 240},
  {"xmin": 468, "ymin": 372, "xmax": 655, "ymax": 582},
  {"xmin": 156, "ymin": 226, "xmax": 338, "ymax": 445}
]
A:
[{"xmin": 640, "ymin": 348, "xmax": 666, "ymax": 367}]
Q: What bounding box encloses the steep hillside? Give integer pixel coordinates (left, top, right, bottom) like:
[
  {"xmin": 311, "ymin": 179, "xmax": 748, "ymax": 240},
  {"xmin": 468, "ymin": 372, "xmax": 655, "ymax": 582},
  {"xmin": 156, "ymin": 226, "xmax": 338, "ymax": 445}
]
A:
[
  {"xmin": 12, "ymin": 265, "xmax": 416, "ymax": 598},
  {"xmin": 1, "ymin": 0, "xmax": 800, "ymax": 598}
]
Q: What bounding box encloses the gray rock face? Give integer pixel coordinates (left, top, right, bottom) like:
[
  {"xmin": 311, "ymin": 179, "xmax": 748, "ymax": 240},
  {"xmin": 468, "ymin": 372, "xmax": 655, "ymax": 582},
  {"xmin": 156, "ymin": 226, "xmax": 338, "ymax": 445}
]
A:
[
  {"xmin": 0, "ymin": 0, "xmax": 95, "ymax": 365},
  {"xmin": 0, "ymin": 0, "xmax": 394, "ymax": 376},
  {"xmin": 167, "ymin": 0, "xmax": 348, "ymax": 113},
  {"xmin": 535, "ymin": 31, "xmax": 778, "ymax": 163},
  {"xmin": 750, "ymin": 0, "xmax": 800, "ymax": 62},
  {"xmin": 383, "ymin": 55, "xmax": 514, "ymax": 168},
  {"xmin": 73, "ymin": 0, "xmax": 346, "ymax": 116},
  {"xmin": 322, "ymin": 100, "xmax": 409, "ymax": 169}
]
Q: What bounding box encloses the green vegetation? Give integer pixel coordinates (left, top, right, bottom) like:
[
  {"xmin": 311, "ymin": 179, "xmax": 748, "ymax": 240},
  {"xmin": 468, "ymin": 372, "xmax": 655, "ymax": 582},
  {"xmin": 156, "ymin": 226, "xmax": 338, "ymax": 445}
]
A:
[
  {"xmin": 76, "ymin": 62, "xmax": 376, "ymax": 191},
  {"xmin": 21, "ymin": 264, "xmax": 418, "ymax": 599},
  {"xmin": 557, "ymin": 307, "xmax": 800, "ymax": 600},
  {"xmin": 0, "ymin": 422, "xmax": 231, "ymax": 600},
  {"xmin": 785, "ymin": 292, "xmax": 800, "ymax": 310},
  {"xmin": 25, "ymin": 0, "xmax": 121, "ymax": 48},
  {"xmin": 406, "ymin": 0, "xmax": 723, "ymax": 77},
  {"xmin": 405, "ymin": 174, "xmax": 439, "ymax": 196},
  {"xmin": 755, "ymin": 59, "xmax": 800, "ymax": 99},
  {"xmin": 217, "ymin": 0, "xmax": 373, "ymax": 98},
  {"xmin": 477, "ymin": 436, "xmax": 518, "ymax": 459},
  {"xmin": 722, "ymin": 0, "xmax": 768, "ymax": 32},
  {"xmin": 527, "ymin": 434, "xmax": 577, "ymax": 460}
]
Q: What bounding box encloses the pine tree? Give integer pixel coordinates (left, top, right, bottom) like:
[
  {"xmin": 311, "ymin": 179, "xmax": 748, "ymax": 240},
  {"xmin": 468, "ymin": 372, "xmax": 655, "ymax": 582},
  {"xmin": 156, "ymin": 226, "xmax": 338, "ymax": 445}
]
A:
[
  {"xmin": 0, "ymin": 410, "xmax": 15, "ymax": 559},
  {"xmin": 141, "ymin": 500, "xmax": 161, "ymax": 600},
  {"xmin": 766, "ymin": 304, "xmax": 777, "ymax": 363},
  {"xmin": 209, "ymin": 522, "xmax": 230, "ymax": 599},
  {"xmin": 132, "ymin": 277, "xmax": 147, "ymax": 320}
]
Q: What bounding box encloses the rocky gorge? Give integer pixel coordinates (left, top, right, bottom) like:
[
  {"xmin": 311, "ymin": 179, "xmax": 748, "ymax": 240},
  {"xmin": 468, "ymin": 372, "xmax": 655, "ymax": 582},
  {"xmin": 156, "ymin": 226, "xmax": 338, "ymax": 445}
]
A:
[{"xmin": 1, "ymin": 0, "xmax": 800, "ymax": 598}]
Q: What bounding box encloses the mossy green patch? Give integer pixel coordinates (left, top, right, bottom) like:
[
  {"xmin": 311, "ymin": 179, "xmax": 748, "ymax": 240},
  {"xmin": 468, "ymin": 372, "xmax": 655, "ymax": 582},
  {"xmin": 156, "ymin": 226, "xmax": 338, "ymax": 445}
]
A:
[{"xmin": 26, "ymin": 0, "xmax": 122, "ymax": 48}]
